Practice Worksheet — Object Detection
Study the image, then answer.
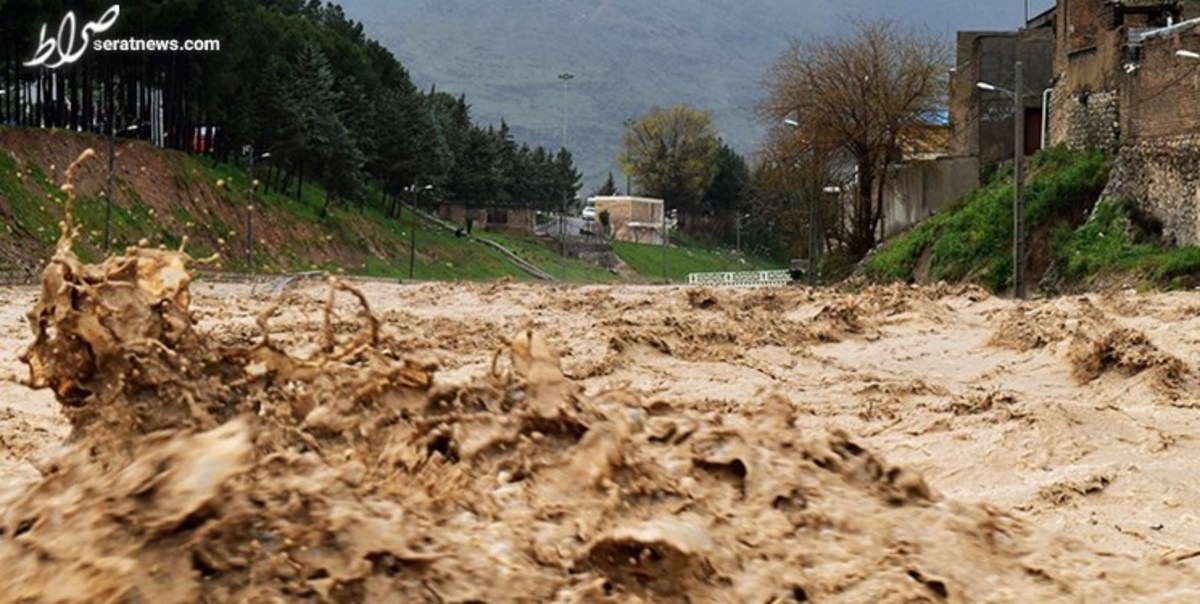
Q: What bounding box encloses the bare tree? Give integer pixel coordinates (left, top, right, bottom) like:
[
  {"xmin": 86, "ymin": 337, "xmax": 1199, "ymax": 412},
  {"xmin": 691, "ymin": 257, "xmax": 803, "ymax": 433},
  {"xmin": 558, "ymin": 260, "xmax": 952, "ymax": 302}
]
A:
[
  {"xmin": 748, "ymin": 127, "xmax": 854, "ymax": 258},
  {"xmin": 760, "ymin": 19, "xmax": 949, "ymax": 257}
]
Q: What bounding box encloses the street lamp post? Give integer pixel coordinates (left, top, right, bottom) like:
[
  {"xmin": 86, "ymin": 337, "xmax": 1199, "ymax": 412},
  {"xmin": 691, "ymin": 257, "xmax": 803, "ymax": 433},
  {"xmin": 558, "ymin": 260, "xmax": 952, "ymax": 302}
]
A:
[
  {"xmin": 559, "ymin": 73, "xmax": 574, "ymax": 151},
  {"xmin": 561, "ymin": 193, "xmax": 578, "ymax": 274},
  {"xmin": 736, "ymin": 213, "xmax": 743, "ymax": 253},
  {"xmin": 823, "ymin": 186, "xmax": 842, "ymax": 253},
  {"xmin": 558, "ymin": 73, "xmax": 574, "ymax": 273},
  {"xmin": 784, "ymin": 118, "xmax": 819, "ymax": 286},
  {"xmin": 408, "ymin": 183, "xmax": 433, "ymax": 279},
  {"xmin": 736, "ymin": 212, "xmax": 753, "ymax": 253},
  {"xmin": 246, "ymin": 148, "xmax": 270, "ymax": 267},
  {"xmin": 106, "ymin": 116, "xmax": 116, "ymax": 253},
  {"xmin": 105, "ymin": 121, "xmax": 139, "ymax": 253},
  {"xmin": 978, "ymin": 60, "xmax": 1026, "ymax": 299},
  {"xmin": 661, "ymin": 204, "xmax": 668, "ymax": 283}
]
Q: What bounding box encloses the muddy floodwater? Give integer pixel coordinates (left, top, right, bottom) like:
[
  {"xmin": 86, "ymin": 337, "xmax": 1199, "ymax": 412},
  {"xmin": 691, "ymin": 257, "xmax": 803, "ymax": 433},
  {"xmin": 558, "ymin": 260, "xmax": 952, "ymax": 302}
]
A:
[{"xmin": 2, "ymin": 176, "xmax": 1200, "ymax": 601}]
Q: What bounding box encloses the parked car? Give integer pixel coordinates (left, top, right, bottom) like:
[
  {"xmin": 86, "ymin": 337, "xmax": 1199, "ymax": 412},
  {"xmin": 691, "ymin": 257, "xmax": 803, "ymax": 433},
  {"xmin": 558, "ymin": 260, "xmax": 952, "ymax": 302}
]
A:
[{"xmin": 581, "ymin": 206, "xmax": 596, "ymax": 221}]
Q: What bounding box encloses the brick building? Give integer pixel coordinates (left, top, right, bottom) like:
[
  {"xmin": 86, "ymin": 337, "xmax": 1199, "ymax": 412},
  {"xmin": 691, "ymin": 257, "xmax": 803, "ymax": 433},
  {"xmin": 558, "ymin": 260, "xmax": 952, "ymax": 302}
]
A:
[
  {"xmin": 1047, "ymin": 0, "xmax": 1200, "ymax": 150},
  {"xmin": 436, "ymin": 204, "xmax": 537, "ymax": 234},
  {"xmin": 1106, "ymin": 18, "xmax": 1200, "ymax": 245},
  {"xmin": 588, "ymin": 196, "xmax": 666, "ymax": 245},
  {"xmin": 1046, "ymin": 0, "xmax": 1200, "ymax": 244}
]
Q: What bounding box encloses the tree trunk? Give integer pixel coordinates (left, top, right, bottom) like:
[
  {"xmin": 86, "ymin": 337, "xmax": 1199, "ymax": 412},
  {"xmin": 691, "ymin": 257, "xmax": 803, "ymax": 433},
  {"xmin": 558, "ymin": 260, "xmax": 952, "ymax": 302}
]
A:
[
  {"xmin": 278, "ymin": 169, "xmax": 292, "ymax": 197},
  {"xmin": 874, "ymin": 161, "xmax": 889, "ymax": 247},
  {"xmin": 296, "ymin": 164, "xmax": 304, "ymax": 202},
  {"xmin": 320, "ymin": 191, "xmax": 333, "ymax": 218},
  {"xmin": 852, "ymin": 159, "xmax": 876, "ymax": 258}
]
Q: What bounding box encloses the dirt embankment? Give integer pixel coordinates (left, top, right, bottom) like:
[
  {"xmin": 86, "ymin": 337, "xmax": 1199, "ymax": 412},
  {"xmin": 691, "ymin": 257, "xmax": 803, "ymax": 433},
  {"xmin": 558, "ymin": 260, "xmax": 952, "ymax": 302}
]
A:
[{"xmin": 1, "ymin": 153, "xmax": 1200, "ymax": 602}]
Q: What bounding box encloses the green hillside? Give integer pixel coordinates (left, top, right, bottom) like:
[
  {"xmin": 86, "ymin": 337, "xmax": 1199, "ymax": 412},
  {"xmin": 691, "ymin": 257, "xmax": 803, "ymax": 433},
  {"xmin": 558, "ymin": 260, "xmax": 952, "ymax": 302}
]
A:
[
  {"xmin": 0, "ymin": 127, "xmax": 778, "ymax": 284},
  {"xmin": 860, "ymin": 147, "xmax": 1200, "ymax": 293}
]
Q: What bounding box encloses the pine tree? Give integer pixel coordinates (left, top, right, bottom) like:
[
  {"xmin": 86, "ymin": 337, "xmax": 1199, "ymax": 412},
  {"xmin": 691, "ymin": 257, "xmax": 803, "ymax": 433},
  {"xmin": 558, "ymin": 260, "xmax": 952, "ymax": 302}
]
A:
[{"xmin": 594, "ymin": 172, "xmax": 619, "ymax": 197}]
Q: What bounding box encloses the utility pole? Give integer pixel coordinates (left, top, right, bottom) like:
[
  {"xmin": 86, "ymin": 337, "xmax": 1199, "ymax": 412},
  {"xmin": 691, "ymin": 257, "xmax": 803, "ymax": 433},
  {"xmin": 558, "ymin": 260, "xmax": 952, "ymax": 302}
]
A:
[
  {"xmin": 558, "ymin": 72, "xmax": 574, "ymax": 271},
  {"xmin": 246, "ymin": 146, "xmax": 255, "ymax": 266},
  {"xmin": 410, "ymin": 184, "xmax": 418, "ymax": 279},
  {"xmin": 105, "ymin": 112, "xmax": 116, "ymax": 253},
  {"xmin": 245, "ymin": 147, "xmax": 270, "ymax": 267},
  {"xmin": 661, "ymin": 204, "xmax": 668, "ymax": 283},
  {"xmin": 808, "ymin": 187, "xmax": 819, "ymax": 286},
  {"xmin": 1014, "ymin": 61, "xmax": 1027, "ymax": 299},
  {"xmin": 104, "ymin": 120, "xmax": 138, "ymax": 253},
  {"xmin": 407, "ymin": 184, "xmax": 431, "ymax": 279},
  {"xmin": 977, "ymin": 64, "xmax": 1027, "ymax": 299},
  {"xmin": 736, "ymin": 214, "xmax": 742, "ymax": 253},
  {"xmin": 782, "ymin": 117, "xmax": 819, "ymax": 286}
]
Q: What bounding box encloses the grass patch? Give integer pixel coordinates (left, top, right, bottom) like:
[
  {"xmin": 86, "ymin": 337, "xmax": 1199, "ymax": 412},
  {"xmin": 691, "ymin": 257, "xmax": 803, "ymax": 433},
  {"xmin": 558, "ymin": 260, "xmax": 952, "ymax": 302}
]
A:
[
  {"xmin": 613, "ymin": 239, "xmax": 783, "ymax": 282},
  {"xmin": 480, "ymin": 231, "xmax": 621, "ymax": 283},
  {"xmin": 861, "ymin": 220, "xmax": 937, "ymax": 283},
  {"xmin": 0, "ymin": 128, "xmax": 782, "ymax": 284},
  {"xmin": 0, "ymin": 152, "xmax": 60, "ymax": 246},
  {"xmin": 1054, "ymin": 199, "xmax": 1200, "ymax": 289},
  {"xmin": 863, "ymin": 146, "xmax": 1112, "ymax": 293},
  {"xmin": 1053, "ymin": 199, "xmax": 1158, "ymax": 280}
]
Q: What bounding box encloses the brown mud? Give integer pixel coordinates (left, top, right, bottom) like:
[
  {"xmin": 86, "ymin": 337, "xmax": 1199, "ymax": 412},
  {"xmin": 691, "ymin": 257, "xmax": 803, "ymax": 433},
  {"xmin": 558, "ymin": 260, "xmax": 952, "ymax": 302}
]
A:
[{"xmin": 1, "ymin": 152, "xmax": 1200, "ymax": 601}]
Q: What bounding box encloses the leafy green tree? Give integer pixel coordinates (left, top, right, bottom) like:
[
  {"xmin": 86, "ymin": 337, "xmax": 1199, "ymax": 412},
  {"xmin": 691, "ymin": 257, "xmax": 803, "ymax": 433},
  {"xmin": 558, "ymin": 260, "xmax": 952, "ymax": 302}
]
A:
[
  {"xmin": 494, "ymin": 120, "xmax": 518, "ymax": 205},
  {"xmin": 619, "ymin": 105, "xmax": 721, "ymax": 218},
  {"xmin": 375, "ymin": 84, "xmax": 446, "ymax": 215},
  {"xmin": 553, "ymin": 148, "xmax": 583, "ymax": 212},
  {"xmin": 527, "ymin": 146, "xmax": 556, "ymax": 208},
  {"xmin": 593, "ymin": 172, "xmax": 619, "ymax": 197},
  {"xmin": 704, "ymin": 144, "xmax": 750, "ymax": 213}
]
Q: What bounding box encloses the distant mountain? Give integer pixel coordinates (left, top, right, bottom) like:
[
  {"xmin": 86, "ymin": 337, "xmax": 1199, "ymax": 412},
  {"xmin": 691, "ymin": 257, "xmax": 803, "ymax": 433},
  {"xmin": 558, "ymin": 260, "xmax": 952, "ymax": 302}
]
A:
[{"xmin": 337, "ymin": 0, "xmax": 1050, "ymax": 191}]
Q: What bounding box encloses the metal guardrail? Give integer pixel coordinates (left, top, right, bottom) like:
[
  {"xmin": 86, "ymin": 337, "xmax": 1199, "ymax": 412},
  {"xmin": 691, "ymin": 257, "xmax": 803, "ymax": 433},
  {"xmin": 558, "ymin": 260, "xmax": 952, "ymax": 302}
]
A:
[
  {"xmin": 687, "ymin": 270, "xmax": 794, "ymax": 289},
  {"xmin": 193, "ymin": 270, "xmax": 404, "ymax": 295}
]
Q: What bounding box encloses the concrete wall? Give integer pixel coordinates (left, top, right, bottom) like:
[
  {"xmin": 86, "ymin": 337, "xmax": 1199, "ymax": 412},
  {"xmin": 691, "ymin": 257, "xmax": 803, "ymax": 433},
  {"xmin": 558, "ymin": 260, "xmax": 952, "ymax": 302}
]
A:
[
  {"xmin": 949, "ymin": 26, "xmax": 1056, "ymax": 170},
  {"xmin": 950, "ymin": 31, "xmax": 1016, "ymax": 161},
  {"xmin": 590, "ymin": 196, "xmax": 665, "ymax": 244},
  {"xmin": 436, "ymin": 205, "xmax": 536, "ymax": 233},
  {"xmin": 882, "ymin": 156, "xmax": 981, "ymax": 238}
]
